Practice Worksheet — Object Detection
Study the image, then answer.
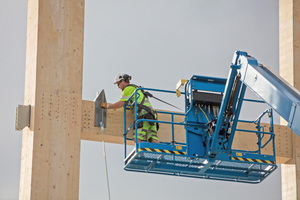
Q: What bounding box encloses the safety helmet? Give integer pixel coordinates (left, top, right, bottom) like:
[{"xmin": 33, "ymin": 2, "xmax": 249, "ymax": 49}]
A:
[{"xmin": 114, "ymin": 73, "xmax": 132, "ymax": 84}]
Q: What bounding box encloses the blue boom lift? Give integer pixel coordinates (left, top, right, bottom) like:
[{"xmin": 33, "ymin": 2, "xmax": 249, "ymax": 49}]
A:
[{"xmin": 121, "ymin": 51, "xmax": 300, "ymax": 183}]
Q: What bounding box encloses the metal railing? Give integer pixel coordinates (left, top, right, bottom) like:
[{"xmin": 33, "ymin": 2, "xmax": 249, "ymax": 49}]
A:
[
  {"xmin": 232, "ymin": 98, "xmax": 276, "ymax": 157},
  {"xmin": 123, "ymin": 87, "xmax": 185, "ymax": 159}
]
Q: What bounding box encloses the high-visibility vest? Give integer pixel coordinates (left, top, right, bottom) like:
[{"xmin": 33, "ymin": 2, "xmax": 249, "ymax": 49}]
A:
[{"xmin": 123, "ymin": 84, "xmax": 156, "ymax": 119}]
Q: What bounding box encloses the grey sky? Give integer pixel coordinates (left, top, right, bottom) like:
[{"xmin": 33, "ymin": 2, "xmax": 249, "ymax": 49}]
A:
[{"xmin": 1, "ymin": 0, "xmax": 281, "ymax": 200}]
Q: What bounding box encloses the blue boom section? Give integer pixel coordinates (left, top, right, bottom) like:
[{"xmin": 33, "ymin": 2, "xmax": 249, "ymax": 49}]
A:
[
  {"xmin": 233, "ymin": 51, "xmax": 300, "ymax": 136},
  {"xmin": 210, "ymin": 51, "xmax": 300, "ymax": 157}
]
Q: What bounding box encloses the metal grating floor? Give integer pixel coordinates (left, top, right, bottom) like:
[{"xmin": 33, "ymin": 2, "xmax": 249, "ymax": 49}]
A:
[{"xmin": 124, "ymin": 150, "xmax": 277, "ymax": 183}]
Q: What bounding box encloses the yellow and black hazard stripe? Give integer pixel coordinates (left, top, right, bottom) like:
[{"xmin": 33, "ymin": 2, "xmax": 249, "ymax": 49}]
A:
[
  {"xmin": 232, "ymin": 157, "xmax": 275, "ymax": 164},
  {"xmin": 138, "ymin": 148, "xmax": 186, "ymax": 155}
]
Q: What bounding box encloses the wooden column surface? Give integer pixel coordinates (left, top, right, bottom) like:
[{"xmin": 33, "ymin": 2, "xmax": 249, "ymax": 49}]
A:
[
  {"xmin": 280, "ymin": 0, "xmax": 300, "ymax": 199},
  {"xmin": 81, "ymin": 100, "xmax": 293, "ymax": 164},
  {"xmin": 20, "ymin": 0, "xmax": 84, "ymax": 199}
]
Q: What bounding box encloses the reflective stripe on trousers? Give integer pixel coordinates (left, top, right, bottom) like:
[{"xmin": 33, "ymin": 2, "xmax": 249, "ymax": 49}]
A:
[{"xmin": 133, "ymin": 121, "xmax": 158, "ymax": 141}]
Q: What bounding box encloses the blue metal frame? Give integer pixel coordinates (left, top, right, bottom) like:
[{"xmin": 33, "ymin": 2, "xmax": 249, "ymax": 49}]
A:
[
  {"xmin": 120, "ymin": 51, "xmax": 300, "ymax": 183},
  {"xmin": 210, "ymin": 65, "xmax": 241, "ymax": 155},
  {"xmin": 123, "ymin": 85, "xmax": 277, "ymax": 183}
]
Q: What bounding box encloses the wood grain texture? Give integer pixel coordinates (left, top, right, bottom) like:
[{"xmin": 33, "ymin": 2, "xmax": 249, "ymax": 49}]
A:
[
  {"xmin": 81, "ymin": 100, "xmax": 293, "ymax": 164},
  {"xmin": 279, "ymin": 0, "xmax": 300, "ymax": 199},
  {"xmin": 19, "ymin": 0, "xmax": 84, "ymax": 199}
]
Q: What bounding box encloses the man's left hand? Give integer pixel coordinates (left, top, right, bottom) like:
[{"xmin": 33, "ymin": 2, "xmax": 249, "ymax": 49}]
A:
[{"xmin": 100, "ymin": 102, "xmax": 108, "ymax": 109}]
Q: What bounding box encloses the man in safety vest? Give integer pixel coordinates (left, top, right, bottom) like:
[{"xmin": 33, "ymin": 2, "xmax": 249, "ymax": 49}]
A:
[{"xmin": 100, "ymin": 73, "xmax": 159, "ymax": 143}]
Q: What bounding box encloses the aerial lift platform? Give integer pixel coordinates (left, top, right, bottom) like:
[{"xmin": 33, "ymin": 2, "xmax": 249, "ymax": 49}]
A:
[{"xmin": 121, "ymin": 51, "xmax": 300, "ymax": 183}]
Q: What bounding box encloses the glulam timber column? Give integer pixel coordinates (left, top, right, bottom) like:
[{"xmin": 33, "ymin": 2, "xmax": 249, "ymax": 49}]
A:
[
  {"xmin": 19, "ymin": 0, "xmax": 84, "ymax": 199},
  {"xmin": 280, "ymin": 0, "xmax": 300, "ymax": 199}
]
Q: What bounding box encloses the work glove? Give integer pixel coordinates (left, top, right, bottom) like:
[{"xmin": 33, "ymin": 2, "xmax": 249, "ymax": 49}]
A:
[{"xmin": 100, "ymin": 102, "xmax": 108, "ymax": 109}]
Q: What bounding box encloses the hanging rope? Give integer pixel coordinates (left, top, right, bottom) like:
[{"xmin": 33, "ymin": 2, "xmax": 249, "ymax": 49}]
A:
[{"xmin": 100, "ymin": 122, "xmax": 111, "ymax": 200}]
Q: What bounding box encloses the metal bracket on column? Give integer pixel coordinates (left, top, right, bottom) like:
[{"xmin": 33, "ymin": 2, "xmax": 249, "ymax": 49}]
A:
[
  {"xmin": 288, "ymin": 102, "xmax": 300, "ymax": 135},
  {"xmin": 15, "ymin": 105, "xmax": 31, "ymax": 130},
  {"xmin": 94, "ymin": 89, "xmax": 107, "ymax": 128}
]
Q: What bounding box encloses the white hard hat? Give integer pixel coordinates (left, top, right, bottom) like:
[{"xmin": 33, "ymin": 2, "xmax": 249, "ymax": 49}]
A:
[{"xmin": 114, "ymin": 73, "xmax": 131, "ymax": 84}]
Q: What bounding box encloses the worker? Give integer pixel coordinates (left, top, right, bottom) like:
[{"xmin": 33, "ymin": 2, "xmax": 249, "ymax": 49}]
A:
[{"xmin": 100, "ymin": 73, "xmax": 159, "ymax": 144}]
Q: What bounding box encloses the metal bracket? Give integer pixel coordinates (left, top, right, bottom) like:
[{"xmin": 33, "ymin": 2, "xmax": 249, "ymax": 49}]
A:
[
  {"xmin": 288, "ymin": 102, "xmax": 300, "ymax": 135},
  {"xmin": 15, "ymin": 105, "xmax": 31, "ymax": 130},
  {"xmin": 288, "ymin": 103, "xmax": 297, "ymax": 127},
  {"xmin": 94, "ymin": 90, "xmax": 107, "ymax": 128}
]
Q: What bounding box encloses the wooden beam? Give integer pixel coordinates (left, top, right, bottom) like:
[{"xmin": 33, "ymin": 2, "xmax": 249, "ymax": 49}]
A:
[
  {"xmin": 280, "ymin": 0, "xmax": 300, "ymax": 199},
  {"xmin": 80, "ymin": 100, "xmax": 293, "ymax": 164},
  {"xmin": 81, "ymin": 100, "xmax": 186, "ymax": 145},
  {"xmin": 19, "ymin": 0, "xmax": 84, "ymax": 199}
]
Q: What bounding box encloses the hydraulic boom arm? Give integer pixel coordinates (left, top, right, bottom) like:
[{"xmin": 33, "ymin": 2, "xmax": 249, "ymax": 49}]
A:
[
  {"xmin": 234, "ymin": 51, "xmax": 300, "ymax": 135},
  {"xmin": 211, "ymin": 51, "xmax": 300, "ymax": 155}
]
